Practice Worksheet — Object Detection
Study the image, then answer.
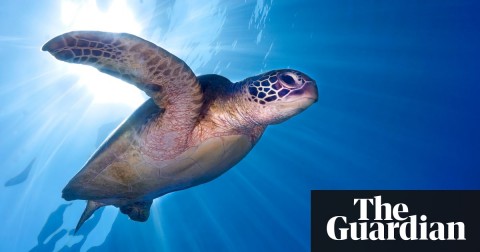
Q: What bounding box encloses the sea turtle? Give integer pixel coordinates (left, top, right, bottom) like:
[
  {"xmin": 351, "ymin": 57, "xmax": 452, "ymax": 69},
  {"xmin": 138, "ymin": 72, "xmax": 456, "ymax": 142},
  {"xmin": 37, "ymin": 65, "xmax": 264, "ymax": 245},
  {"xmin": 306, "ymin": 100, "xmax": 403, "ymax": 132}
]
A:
[{"xmin": 42, "ymin": 31, "xmax": 318, "ymax": 232}]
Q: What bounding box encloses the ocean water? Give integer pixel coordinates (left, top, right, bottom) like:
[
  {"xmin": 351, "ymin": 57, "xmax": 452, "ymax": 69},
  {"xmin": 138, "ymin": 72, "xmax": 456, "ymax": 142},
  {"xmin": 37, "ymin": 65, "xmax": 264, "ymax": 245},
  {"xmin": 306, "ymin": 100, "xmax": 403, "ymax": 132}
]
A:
[{"xmin": 1, "ymin": 0, "xmax": 479, "ymax": 251}]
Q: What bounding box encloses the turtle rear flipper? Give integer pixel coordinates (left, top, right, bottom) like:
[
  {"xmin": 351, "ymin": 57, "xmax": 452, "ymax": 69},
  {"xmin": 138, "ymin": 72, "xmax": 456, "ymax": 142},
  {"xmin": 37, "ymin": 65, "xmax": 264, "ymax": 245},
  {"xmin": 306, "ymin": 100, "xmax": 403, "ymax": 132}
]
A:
[
  {"xmin": 120, "ymin": 200, "xmax": 153, "ymax": 222},
  {"xmin": 75, "ymin": 200, "xmax": 105, "ymax": 234}
]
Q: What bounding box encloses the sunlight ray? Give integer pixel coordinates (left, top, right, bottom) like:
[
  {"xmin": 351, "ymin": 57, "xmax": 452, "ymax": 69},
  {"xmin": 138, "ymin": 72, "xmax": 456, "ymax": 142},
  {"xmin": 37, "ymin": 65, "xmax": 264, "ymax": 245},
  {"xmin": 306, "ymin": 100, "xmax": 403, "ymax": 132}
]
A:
[{"xmin": 58, "ymin": 0, "xmax": 147, "ymax": 107}]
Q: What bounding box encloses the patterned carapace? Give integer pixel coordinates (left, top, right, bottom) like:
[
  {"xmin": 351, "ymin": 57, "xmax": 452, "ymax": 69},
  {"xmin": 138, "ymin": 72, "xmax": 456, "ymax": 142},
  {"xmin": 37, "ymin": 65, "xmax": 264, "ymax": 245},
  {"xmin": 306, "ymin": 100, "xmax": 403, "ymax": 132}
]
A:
[{"xmin": 246, "ymin": 70, "xmax": 310, "ymax": 105}]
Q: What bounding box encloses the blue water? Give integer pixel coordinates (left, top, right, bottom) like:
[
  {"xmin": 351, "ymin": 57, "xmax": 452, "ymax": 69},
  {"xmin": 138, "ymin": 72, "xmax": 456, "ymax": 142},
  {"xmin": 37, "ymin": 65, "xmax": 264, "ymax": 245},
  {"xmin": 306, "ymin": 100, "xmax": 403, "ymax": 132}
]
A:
[{"xmin": 1, "ymin": 0, "xmax": 479, "ymax": 251}]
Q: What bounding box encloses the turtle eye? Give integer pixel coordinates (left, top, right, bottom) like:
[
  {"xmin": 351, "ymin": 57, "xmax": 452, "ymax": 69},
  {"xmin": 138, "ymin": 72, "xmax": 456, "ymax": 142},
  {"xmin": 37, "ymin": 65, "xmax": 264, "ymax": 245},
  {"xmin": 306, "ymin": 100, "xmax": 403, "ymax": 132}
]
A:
[{"xmin": 279, "ymin": 72, "xmax": 297, "ymax": 87}]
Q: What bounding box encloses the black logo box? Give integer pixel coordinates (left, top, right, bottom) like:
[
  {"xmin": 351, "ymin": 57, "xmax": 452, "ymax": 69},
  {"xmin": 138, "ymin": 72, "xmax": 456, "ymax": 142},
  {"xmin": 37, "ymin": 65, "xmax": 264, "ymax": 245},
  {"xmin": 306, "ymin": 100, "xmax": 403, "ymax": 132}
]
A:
[{"xmin": 311, "ymin": 190, "xmax": 480, "ymax": 252}]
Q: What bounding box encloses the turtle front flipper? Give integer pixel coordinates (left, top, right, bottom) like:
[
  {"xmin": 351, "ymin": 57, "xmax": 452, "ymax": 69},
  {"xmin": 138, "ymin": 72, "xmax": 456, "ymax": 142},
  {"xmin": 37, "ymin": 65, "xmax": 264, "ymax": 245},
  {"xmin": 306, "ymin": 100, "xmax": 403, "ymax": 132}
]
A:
[
  {"xmin": 119, "ymin": 200, "xmax": 153, "ymax": 222},
  {"xmin": 42, "ymin": 31, "xmax": 203, "ymax": 131}
]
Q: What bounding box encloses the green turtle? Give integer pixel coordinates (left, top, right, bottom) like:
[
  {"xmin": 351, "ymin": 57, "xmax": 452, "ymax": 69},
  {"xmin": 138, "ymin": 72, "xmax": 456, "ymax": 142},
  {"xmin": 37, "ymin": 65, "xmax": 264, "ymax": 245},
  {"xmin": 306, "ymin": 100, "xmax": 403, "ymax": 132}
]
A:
[{"xmin": 42, "ymin": 31, "xmax": 318, "ymax": 232}]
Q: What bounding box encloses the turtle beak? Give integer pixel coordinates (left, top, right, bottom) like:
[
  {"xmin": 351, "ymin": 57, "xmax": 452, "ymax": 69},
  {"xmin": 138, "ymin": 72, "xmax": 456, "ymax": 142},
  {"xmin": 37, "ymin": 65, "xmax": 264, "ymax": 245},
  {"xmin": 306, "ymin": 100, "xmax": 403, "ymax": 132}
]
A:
[
  {"xmin": 302, "ymin": 81, "xmax": 318, "ymax": 103},
  {"xmin": 283, "ymin": 80, "xmax": 318, "ymax": 104}
]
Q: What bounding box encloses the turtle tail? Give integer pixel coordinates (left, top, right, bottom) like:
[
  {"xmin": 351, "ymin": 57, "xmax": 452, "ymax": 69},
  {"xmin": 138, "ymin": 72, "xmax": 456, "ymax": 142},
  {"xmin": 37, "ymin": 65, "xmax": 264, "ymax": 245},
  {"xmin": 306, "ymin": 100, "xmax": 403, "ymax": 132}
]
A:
[
  {"xmin": 119, "ymin": 200, "xmax": 153, "ymax": 222},
  {"xmin": 75, "ymin": 200, "xmax": 105, "ymax": 234}
]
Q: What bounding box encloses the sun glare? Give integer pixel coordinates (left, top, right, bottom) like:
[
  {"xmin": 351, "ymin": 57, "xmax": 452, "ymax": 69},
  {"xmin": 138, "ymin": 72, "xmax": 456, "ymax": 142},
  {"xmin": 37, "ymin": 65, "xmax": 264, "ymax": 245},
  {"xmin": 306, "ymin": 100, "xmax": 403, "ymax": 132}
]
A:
[{"xmin": 59, "ymin": 0, "xmax": 146, "ymax": 107}]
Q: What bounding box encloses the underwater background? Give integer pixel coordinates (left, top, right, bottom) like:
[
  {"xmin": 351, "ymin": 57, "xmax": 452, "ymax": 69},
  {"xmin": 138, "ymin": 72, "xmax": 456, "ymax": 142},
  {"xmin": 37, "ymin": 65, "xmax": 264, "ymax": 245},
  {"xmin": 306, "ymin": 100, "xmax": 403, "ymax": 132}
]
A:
[{"xmin": 0, "ymin": 0, "xmax": 479, "ymax": 251}]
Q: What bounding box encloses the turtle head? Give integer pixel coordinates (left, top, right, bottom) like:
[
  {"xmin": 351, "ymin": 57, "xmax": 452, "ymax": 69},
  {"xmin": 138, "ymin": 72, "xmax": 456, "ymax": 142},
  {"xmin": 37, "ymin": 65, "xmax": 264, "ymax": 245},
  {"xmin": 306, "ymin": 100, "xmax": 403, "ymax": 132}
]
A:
[{"xmin": 241, "ymin": 69, "xmax": 318, "ymax": 125}]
